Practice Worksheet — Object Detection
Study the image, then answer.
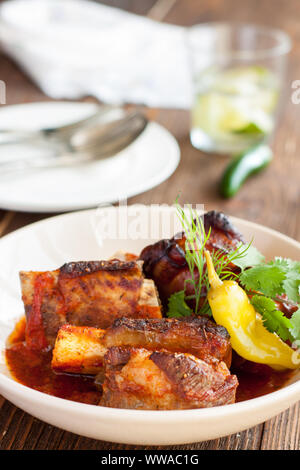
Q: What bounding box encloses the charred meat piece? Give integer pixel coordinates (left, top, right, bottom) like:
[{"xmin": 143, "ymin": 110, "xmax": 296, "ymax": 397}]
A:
[
  {"xmin": 20, "ymin": 269, "xmax": 65, "ymax": 351},
  {"xmin": 51, "ymin": 316, "xmax": 232, "ymax": 375},
  {"xmin": 274, "ymin": 294, "xmax": 299, "ymax": 319},
  {"xmin": 100, "ymin": 347, "xmax": 238, "ymax": 410},
  {"xmin": 203, "ymin": 210, "xmax": 244, "ymax": 253},
  {"xmin": 20, "ymin": 259, "xmax": 162, "ymax": 351},
  {"xmin": 104, "ymin": 316, "xmax": 232, "ymax": 366},
  {"xmin": 139, "ymin": 210, "xmax": 244, "ymax": 309}
]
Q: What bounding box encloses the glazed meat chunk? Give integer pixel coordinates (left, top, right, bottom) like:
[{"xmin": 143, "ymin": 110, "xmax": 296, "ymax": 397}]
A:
[
  {"xmin": 51, "ymin": 317, "xmax": 232, "ymax": 375},
  {"xmin": 20, "ymin": 259, "xmax": 162, "ymax": 351},
  {"xmin": 100, "ymin": 347, "xmax": 238, "ymax": 410},
  {"xmin": 104, "ymin": 316, "xmax": 232, "ymax": 366}
]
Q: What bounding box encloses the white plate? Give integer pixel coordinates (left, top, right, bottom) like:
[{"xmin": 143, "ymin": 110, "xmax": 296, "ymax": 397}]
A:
[
  {"xmin": 0, "ymin": 102, "xmax": 180, "ymax": 212},
  {"xmin": 0, "ymin": 205, "xmax": 299, "ymax": 445}
]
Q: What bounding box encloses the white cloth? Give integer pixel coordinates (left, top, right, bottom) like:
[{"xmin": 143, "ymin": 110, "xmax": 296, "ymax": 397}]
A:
[{"xmin": 0, "ymin": 0, "xmax": 193, "ymax": 108}]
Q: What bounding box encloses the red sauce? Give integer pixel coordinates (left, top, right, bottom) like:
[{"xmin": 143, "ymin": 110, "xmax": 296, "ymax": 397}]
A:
[
  {"xmin": 5, "ymin": 316, "xmax": 292, "ymax": 405},
  {"xmin": 232, "ymin": 354, "xmax": 293, "ymax": 402},
  {"xmin": 231, "ymin": 364, "xmax": 292, "ymax": 401},
  {"xmin": 5, "ymin": 317, "xmax": 101, "ymax": 405}
]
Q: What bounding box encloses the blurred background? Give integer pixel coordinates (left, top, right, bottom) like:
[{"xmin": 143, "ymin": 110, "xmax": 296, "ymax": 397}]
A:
[
  {"xmin": 0, "ymin": 0, "xmax": 300, "ymax": 451},
  {"xmin": 0, "ymin": 0, "xmax": 298, "ymax": 237}
]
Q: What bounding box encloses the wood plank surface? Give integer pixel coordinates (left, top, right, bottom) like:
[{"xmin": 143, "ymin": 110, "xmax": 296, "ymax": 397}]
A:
[{"xmin": 0, "ymin": 0, "xmax": 299, "ymax": 450}]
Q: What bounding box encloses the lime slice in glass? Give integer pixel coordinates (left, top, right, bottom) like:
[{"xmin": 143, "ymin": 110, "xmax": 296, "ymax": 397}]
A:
[{"xmin": 192, "ymin": 66, "xmax": 278, "ymax": 138}]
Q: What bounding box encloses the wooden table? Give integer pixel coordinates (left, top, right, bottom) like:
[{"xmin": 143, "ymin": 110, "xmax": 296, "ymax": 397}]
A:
[{"xmin": 0, "ymin": 0, "xmax": 299, "ymax": 451}]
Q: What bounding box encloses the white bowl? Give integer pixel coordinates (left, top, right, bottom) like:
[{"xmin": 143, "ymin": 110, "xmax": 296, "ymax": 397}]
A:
[{"xmin": 0, "ymin": 206, "xmax": 299, "ymax": 445}]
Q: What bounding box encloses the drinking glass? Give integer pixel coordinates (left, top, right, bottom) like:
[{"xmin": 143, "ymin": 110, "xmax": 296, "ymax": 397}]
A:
[{"xmin": 187, "ymin": 23, "xmax": 291, "ymax": 154}]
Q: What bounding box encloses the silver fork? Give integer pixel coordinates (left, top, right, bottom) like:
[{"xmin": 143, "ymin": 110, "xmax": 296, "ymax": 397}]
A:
[
  {"xmin": 0, "ymin": 111, "xmax": 148, "ymax": 175},
  {"xmin": 0, "ymin": 104, "xmax": 122, "ymax": 145}
]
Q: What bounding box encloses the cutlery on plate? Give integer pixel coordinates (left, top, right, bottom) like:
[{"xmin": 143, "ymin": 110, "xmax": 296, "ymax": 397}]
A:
[
  {"xmin": 0, "ymin": 104, "xmax": 122, "ymax": 145},
  {"xmin": 0, "ymin": 111, "xmax": 148, "ymax": 175}
]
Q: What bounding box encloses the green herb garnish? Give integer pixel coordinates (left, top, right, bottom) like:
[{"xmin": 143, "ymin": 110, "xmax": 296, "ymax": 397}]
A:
[
  {"xmin": 239, "ymin": 264, "xmax": 286, "ymax": 297},
  {"xmin": 166, "ymin": 291, "xmax": 193, "ymax": 318},
  {"xmin": 290, "ymin": 307, "xmax": 300, "ymax": 346},
  {"xmin": 250, "ymin": 294, "xmax": 293, "ymax": 341},
  {"xmin": 174, "ymin": 201, "xmax": 211, "ymax": 315},
  {"xmin": 166, "ymin": 199, "xmax": 300, "ymax": 347},
  {"xmin": 232, "ymin": 244, "xmax": 265, "ymax": 271},
  {"xmin": 269, "ymin": 257, "xmax": 300, "ymax": 303},
  {"xmin": 166, "ymin": 200, "xmax": 253, "ymax": 317},
  {"xmin": 239, "ymin": 258, "xmax": 300, "ymax": 343}
]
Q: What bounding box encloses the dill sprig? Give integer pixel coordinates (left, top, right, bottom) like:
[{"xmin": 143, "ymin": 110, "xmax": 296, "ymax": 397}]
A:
[
  {"xmin": 170, "ymin": 201, "xmax": 253, "ymax": 316},
  {"xmin": 175, "ymin": 202, "xmax": 211, "ymax": 314}
]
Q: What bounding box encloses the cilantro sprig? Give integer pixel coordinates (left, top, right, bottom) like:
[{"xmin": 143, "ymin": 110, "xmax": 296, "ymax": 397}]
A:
[
  {"xmin": 239, "ymin": 256, "xmax": 300, "ymax": 344},
  {"xmin": 290, "ymin": 307, "xmax": 300, "ymax": 344},
  {"xmin": 239, "ymin": 264, "xmax": 286, "ymax": 297},
  {"xmin": 167, "ymin": 291, "xmax": 193, "ymax": 319},
  {"xmin": 250, "ymin": 294, "xmax": 293, "ymax": 342},
  {"xmin": 270, "ymin": 257, "xmax": 300, "ymax": 303}
]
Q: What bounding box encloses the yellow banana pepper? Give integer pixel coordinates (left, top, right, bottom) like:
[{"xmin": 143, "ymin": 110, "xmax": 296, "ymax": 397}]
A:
[{"xmin": 204, "ymin": 250, "xmax": 299, "ymax": 370}]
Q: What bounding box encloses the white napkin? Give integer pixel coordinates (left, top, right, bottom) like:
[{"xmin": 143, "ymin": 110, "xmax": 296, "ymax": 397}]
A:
[{"xmin": 0, "ymin": 0, "xmax": 192, "ymax": 109}]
